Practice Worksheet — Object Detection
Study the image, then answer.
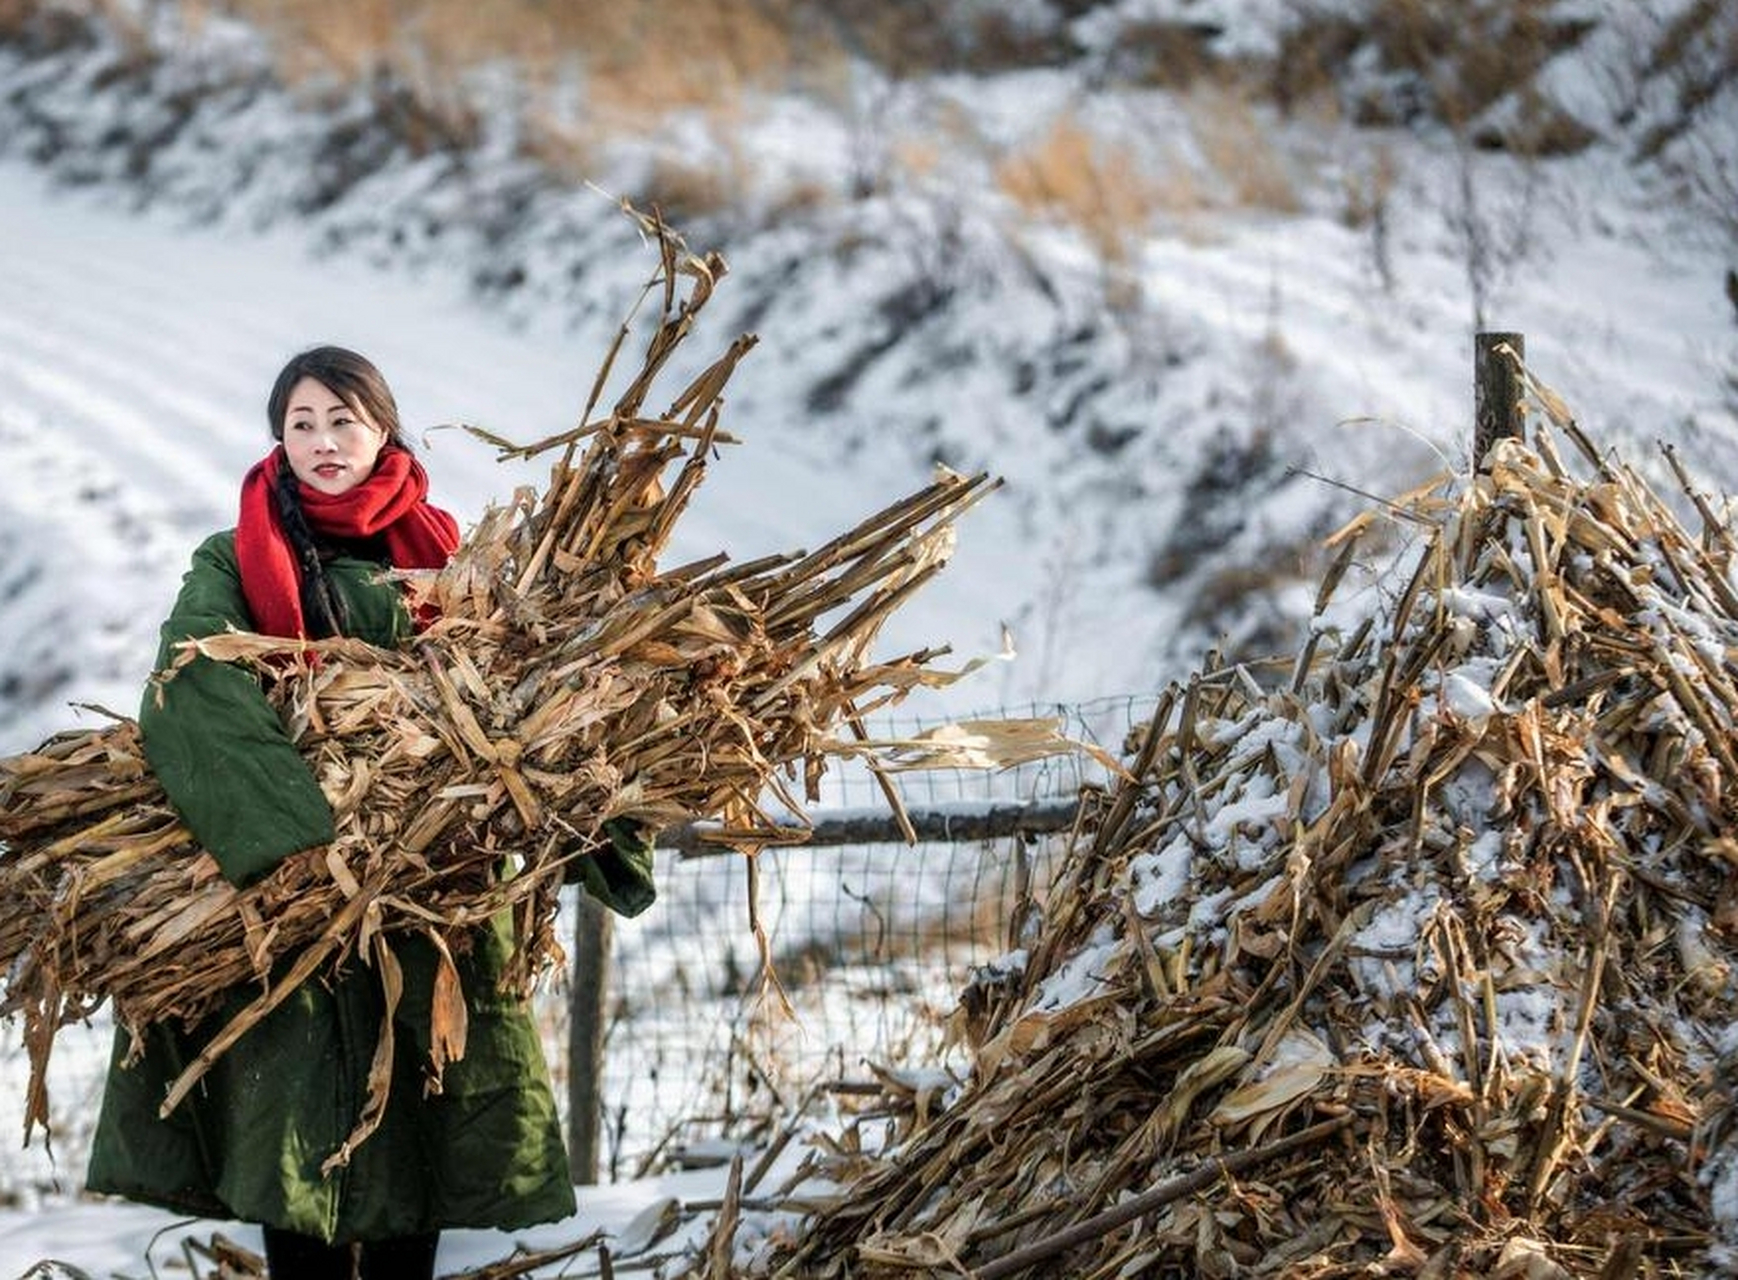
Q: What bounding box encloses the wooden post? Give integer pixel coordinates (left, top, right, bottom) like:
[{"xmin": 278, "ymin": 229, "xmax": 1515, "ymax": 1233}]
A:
[
  {"xmin": 1474, "ymin": 331, "xmax": 1525, "ymax": 465},
  {"xmin": 567, "ymin": 894, "xmax": 613, "ymax": 1184}
]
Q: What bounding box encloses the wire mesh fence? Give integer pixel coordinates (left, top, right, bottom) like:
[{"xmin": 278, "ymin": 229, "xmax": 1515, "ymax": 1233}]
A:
[{"xmin": 543, "ymin": 693, "xmax": 1160, "ymax": 1179}]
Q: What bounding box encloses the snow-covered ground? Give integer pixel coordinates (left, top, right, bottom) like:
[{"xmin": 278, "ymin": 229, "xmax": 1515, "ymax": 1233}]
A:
[{"xmin": 0, "ymin": 1157, "xmax": 748, "ymax": 1275}]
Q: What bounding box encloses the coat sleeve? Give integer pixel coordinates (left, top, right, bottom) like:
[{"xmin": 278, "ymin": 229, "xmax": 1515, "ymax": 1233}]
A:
[
  {"xmin": 139, "ymin": 532, "xmax": 335, "ymax": 887},
  {"xmin": 566, "ymin": 817, "xmax": 658, "ymax": 917}
]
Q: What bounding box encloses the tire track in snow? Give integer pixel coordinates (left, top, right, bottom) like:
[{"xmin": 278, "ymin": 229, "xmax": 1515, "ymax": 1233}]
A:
[
  {"xmin": 0, "ymin": 398, "xmax": 175, "ymax": 748},
  {"xmin": 0, "ymin": 318, "xmax": 242, "ymax": 514},
  {"xmin": 0, "ymin": 234, "xmax": 250, "ymax": 749},
  {"xmin": 0, "ymin": 178, "xmax": 304, "ymax": 747}
]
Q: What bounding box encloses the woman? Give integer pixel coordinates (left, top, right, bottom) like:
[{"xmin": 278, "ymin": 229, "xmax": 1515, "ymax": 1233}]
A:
[{"xmin": 85, "ymin": 347, "xmax": 655, "ymax": 1277}]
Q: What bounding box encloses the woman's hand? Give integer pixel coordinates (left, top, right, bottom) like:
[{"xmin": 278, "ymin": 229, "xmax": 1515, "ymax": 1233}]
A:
[{"xmin": 293, "ymin": 845, "xmax": 330, "ymax": 878}]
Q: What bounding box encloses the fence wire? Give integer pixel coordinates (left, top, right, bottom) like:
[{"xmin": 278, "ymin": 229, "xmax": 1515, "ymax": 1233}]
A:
[{"xmin": 542, "ymin": 694, "xmax": 1160, "ymax": 1179}]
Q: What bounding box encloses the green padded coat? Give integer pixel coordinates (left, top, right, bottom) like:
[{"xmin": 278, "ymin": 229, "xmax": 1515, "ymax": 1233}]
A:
[{"xmin": 85, "ymin": 530, "xmax": 655, "ymax": 1243}]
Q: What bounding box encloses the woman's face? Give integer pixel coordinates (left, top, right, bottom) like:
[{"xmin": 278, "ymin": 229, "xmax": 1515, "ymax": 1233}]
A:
[{"xmin": 280, "ymin": 375, "xmax": 388, "ymax": 495}]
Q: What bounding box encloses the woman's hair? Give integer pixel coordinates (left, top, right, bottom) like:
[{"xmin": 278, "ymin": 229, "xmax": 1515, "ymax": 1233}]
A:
[
  {"xmin": 266, "ymin": 345, "xmax": 407, "ymax": 638},
  {"xmin": 266, "ymin": 345, "xmax": 409, "ymax": 450}
]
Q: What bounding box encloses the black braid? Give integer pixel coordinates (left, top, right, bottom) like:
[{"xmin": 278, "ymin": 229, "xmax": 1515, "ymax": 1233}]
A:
[{"xmin": 272, "ymin": 462, "xmax": 350, "ymax": 639}]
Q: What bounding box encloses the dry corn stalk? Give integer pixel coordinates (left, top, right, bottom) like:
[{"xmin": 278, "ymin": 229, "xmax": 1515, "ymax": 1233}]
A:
[
  {"xmin": 0, "ymin": 206, "xmax": 1063, "ymax": 1149},
  {"xmin": 770, "ymin": 369, "xmax": 1738, "ymax": 1278}
]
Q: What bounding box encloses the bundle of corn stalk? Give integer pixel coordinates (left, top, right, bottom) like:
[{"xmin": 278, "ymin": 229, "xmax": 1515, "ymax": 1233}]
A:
[
  {"xmin": 0, "ymin": 208, "xmax": 1060, "ymax": 1147},
  {"xmin": 763, "ymin": 370, "xmax": 1738, "ymax": 1278}
]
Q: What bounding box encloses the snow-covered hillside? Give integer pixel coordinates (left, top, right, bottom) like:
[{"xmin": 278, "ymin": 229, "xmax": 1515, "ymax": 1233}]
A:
[{"xmin": 1, "ymin": 1, "xmax": 1734, "ymax": 756}]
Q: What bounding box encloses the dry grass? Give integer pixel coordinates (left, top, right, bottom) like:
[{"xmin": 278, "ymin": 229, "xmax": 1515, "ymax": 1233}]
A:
[
  {"xmin": 1340, "ymin": 138, "xmax": 1400, "ymax": 229},
  {"xmin": 994, "ymin": 88, "xmax": 1305, "ymax": 260},
  {"xmin": 515, "ymin": 107, "xmax": 604, "ymax": 190},
  {"xmin": 214, "ymin": 0, "xmax": 808, "ymax": 96},
  {"xmin": 17, "ymin": 0, "xmax": 1605, "ymax": 254},
  {"xmin": 639, "ymin": 147, "xmax": 745, "ymax": 227},
  {"xmin": 994, "ymin": 114, "xmax": 1171, "ymax": 264},
  {"xmin": 1186, "ymin": 82, "xmax": 1303, "ymax": 213},
  {"xmin": 209, "ymin": 0, "xmax": 829, "ymax": 129},
  {"xmin": 179, "ymin": 0, "xmax": 853, "ymax": 219}
]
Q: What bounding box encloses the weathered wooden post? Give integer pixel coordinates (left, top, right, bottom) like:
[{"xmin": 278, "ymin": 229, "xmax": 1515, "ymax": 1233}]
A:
[
  {"xmin": 567, "ymin": 895, "xmax": 613, "ymax": 1184},
  {"xmin": 1474, "ymin": 331, "xmax": 1525, "ymax": 464}
]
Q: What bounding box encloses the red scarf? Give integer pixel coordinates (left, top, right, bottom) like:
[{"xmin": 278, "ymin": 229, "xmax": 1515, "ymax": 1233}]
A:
[{"xmin": 236, "ymin": 446, "xmax": 460, "ymax": 639}]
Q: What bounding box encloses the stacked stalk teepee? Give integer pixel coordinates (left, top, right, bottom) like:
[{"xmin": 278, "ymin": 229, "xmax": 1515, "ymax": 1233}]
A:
[{"xmin": 764, "ymin": 369, "xmax": 1738, "ymax": 1278}]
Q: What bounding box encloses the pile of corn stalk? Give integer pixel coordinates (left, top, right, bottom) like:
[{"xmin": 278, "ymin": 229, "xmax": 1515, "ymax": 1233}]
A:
[
  {"xmin": 762, "ymin": 371, "xmax": 1738, "ymax": 1278},
  {"xmin": 0, "ymin": 209, "xmax": 1055, "ymax": 1150}
]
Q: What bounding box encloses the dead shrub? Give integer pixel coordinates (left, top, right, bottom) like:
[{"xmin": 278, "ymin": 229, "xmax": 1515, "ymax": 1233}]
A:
[
  {"xmin": 1278, "ymin": 0, "xmax": 1591, "ymax": 137},
  {"xmin": 1364, "ymin": 0, "xmax": 1547, "ymax": 123},
  {"xmin": 1093, "ymin": 17, "xmax": 1218, "ymax": 89},
  {"xmin": 802, "ymin": 0, "xmax": 965, "ymax": 78},
  {"xmin": 1186, "ymin": 82, "xmax": 1302, "ymax": 212},
  {"xmin": 224, "ymin": 0, "xmax": 396, "ymax": 86},
  {"xmin": 960, "ymin": 6, "xmax": 1068, "ymax": 74},
  {"xmin": 641, "ymin": 144, "xmax": 744, "ymax": 227},
  {"xmin": 0, "ymin": 0, "xmax": 38, "ymax": 40},
  {"xmin": 515, "ymin": 104, "xmax": 600, "ymax": 187},
  {"xmin": 1340, "ymin": 140, "xmax": 1400, "ymax": 290},
  {"xmin": 1269, "ymin": 11, "xmax": 1362, "ymax": 114}
]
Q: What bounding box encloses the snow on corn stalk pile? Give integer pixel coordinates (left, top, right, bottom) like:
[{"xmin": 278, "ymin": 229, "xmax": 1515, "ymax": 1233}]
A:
[
  {"xmin": 760, "ymin": 373, "xmax": 1738, "ymax": 1279},
  {"xmin": 0, "ymin": 209, "xmax": 1058, "ymax": 1155}
]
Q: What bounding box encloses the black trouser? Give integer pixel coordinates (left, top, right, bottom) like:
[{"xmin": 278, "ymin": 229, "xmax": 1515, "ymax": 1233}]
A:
[{"xmin": 261, "ymin": 1226, "xmax": 440, "ymax": 1279}]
